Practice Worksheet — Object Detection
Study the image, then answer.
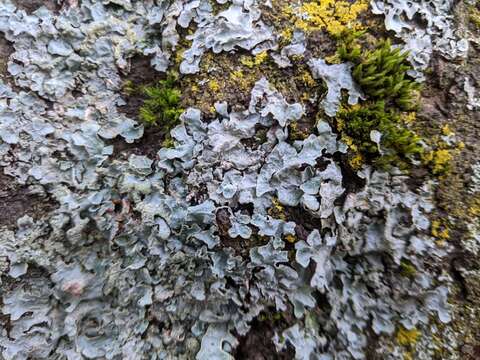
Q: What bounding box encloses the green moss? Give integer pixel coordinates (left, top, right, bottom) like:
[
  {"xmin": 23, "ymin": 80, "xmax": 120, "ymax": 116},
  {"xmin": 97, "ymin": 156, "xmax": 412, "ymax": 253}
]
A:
[
  {"xmin": 338, "ymin": 32, "xmax": 421, "ymax": 110},
  {"xmin": 336, "ymin": 101, "xmax": 423, "ymax": 170},
  {"xmin": 335, "ymin": 29, "xmax": 365, "ymax": 62},
  {"xmin": 139, "ymin": 72, "xmax": 183, "ymax": 134},
  {"xmin": 331, "ymin": 31, "xmax": 425, "ymax": 170}
]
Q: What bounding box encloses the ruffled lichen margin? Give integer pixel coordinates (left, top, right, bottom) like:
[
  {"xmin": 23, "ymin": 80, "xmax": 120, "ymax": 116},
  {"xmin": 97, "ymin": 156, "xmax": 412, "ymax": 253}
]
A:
[{"xmin": 0, "ymin": 0, "xmax": 479, "ymax": 359}]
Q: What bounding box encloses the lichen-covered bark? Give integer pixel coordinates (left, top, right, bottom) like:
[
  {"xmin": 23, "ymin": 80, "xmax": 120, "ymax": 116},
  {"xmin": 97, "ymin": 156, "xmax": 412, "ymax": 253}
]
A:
[{"xmin": 0, "ymin": 0, "xmax": 479, "ymax": 359}]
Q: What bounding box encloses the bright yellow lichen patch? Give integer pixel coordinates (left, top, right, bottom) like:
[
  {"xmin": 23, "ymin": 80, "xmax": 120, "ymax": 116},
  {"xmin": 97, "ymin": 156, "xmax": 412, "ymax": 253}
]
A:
[
  {"xmin": 208, "ymin": 79, "xmax": 221, "ymax": 92},
  {"xmin": 297, "ymin": 70, "xmax": 316, "ymax": 88},
  {"xmin": 431, "ymin": 219, "xmax": 450, "ymax": 246},
  {"xmin": 240, "ymin": 51, "xmax": 269, "ymax": 68},
  {"xmin": 284, "ymin": 234, "xmax": 297, "ymax": 243},
  {"xmin": 419, "ymin": 121, "xmax": 464, "ymax": 176},
  {"xmin": 423, "ymin": 149, "xmax": 454, "ymax": 175},
  {"xmin": 467, "ymin": 196, "xmax": 480, "ymax": 218},
  {"xmin": 402, "ymin": 112, "xmax": 417, "ymax": 125},
  {"xmin": 268, "ymin": 198, "xmax": 287, "ymax": 221},
  {"xmin": 229, "ymin": 69, "xmax": 257, "ymax": 91},
  {"xmin": 289, "ymin": 121, "xmax": 307, "ymax": 140},
  {"xmin": 174, "ymin": 48, "xmax": 186, "ymax": 65},
  {"xmin": 396, "ymin": 326, "xmax": 421, "ymax": 347},
  {"xmin": 441, "ymin": 124, "xmax": 454, "ymax": 136},
  {"xmin": 294, "ymin": 0, "xmax": 369, "ymax": 36},
  {"xmin": 325, "ymin": 53, "xmax": 341, "ymax": 64},
  {"xmin": 280, "ymin": 28, "xmax": 294, "ymax": 43},
  {"xmin": 349, "ymin": 153, "xmax": 364, "ymax": 170},
  {"xmin": 190, "ymin": 84, "xmax": 199, "ymax": 93},
  {"xmin": 334, "ymin": 115, "xmax": 365, "ymax": 170}
]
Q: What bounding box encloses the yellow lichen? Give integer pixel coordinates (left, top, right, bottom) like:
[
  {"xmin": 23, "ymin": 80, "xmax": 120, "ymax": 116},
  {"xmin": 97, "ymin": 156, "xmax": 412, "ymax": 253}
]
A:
[
  {"xmin": 191, "ymin": 84, "xmax": 200, "ymax": 93},
  {"xmin": 255, "ymin": 51, "xmax": 268, "ymax": 64},
  {"xmin": 339, "ymin": 133, "xmax": 358, "ymax": 152},
  {"xmin": 230, "ymin": 69, "xmax": 256, "ymax": 91},
  {"xmin": 298, "ymin": 70, "xmax": 316, "ymax": 88},
  {"xmin": 174, "ymin": 48, "xmax": 185, "ymax": 65},
  {"xmin": 325, "ymin": 54, "xmax": 341, "ymax": 64},
  {"xmin": 431, "ymin": 220, "xmax": 450, "ymax": 245},
  {"xmin": 289, "ymin": 121, "xmax": 314, "ymax": 140},
  {"xmin": 268, "ymin": 198, "xmax": 287, "ymax": 221},
  {"xmin": 240, "ymin": 51, "xmax": 269, "ymax": 68},
  {"xmin": 239, "ymin": 56, "xmax": 255, "ymax": 68},
  {"xmin": 396, "ymin": 326, "xmax": 421, "ymax": 347},
  {"xmin": 208, "ymin": 79, "xmax": 220, "ymax": 92},
  {"xmin": 349, "ymin": 153, "xmax": 364, "ymax": 170},
  {"xmin": 285, "ymin": 234, "xmax": 297, "ymax": 243},
  {"xmin": 441, "ymin": 124, "xmax": 454, "ymax": 136},
  {"xmin": 291, "ymin": 54, "xmax": 305, "ymax": 62},
  {"xmin": 294, "ymin": 0, "xmax": 369, "ymax": 36},
  {"xmin": 426, "ymin": 149, "xmax": 453, "ymax": 175},
  {"xmin": 468, "ymin": 196, "xmax": 480, "ymax": 218},
  {"xmin": 338, "ymin": 125, "xmax": 365, "ymax": 170},
  {"xmin": 402, "ymin": 112, "xmax": 416, "ymax": 125},
  {"xmin": 280, "ymin": 28, "xmax": 294, "ymax": 42}
]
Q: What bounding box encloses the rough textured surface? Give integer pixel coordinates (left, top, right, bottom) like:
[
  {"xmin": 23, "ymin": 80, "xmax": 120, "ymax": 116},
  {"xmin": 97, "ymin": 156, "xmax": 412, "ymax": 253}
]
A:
[{"xmin": 0, "ymin": 0, "xmax": 478, "ymax": 359}]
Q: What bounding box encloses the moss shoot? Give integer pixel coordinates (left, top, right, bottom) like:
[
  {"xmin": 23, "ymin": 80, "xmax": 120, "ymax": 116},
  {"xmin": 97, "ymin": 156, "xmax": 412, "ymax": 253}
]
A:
[
  {"xmin": 139, "ymin": 72, "xmax": 184, "ymax": 132},
  {"xmin": 338, "ymin": 32, "xmax": 421, "ymax": 111},
  {"xmin": 336, "ymin": 101, "xmax": 423, "ymax": 170}
]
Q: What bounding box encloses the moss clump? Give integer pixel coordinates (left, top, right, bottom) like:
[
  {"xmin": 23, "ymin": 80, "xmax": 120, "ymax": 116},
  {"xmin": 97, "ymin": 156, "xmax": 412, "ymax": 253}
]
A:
[
  {"xmin": 336, "ymin": 101, "xmax": 423, "ymax": 170},
  {"xmin": 338, "ymin": 33, "xmax": 421, "ymax": 110},
  {"xmin": 139, "ymin": 72, "xmax": 183, "ymax": 132},
  {"xmin": 331, "ymin": 31, "xmax": 426, "ymax": 171}
]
